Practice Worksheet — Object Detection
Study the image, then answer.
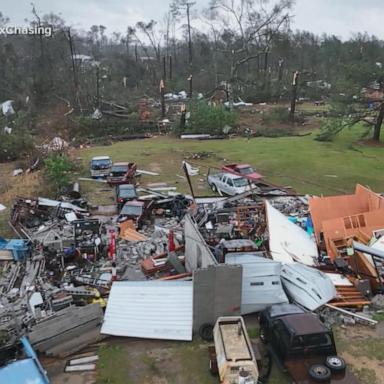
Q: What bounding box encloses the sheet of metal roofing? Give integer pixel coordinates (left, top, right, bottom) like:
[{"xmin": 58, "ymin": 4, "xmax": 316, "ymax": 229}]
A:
[
  {"xmin": 281, "ymin": 263, "xmax": 336, "ymax": 310},
  {"xmin": 266, "ymin": 201, "xmax": 318, "ymax": 266},
  {"xmin": 101, "ymin": 280, "xmax": 193, "ymax": 341}
]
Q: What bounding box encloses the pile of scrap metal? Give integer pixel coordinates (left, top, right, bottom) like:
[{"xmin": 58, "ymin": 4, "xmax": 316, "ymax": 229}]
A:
[
  {"xmin": 186, "ymin": 187, "xmax": 381, "ymax": 319},
  {"xmin": 10, "ymin": 196, "xmax": 89, "ymax": 238}
]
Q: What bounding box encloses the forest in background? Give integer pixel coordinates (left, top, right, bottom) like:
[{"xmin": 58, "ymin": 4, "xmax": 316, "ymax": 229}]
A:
[{"xmin": 1, "ymin": 0, "xmax": 384, "ymax": 159}]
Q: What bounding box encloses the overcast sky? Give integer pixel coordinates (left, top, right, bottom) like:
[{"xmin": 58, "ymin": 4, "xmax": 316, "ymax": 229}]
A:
[{"xmin": 1, "ymin": 0, "xmax": 384, "ymax": 40}]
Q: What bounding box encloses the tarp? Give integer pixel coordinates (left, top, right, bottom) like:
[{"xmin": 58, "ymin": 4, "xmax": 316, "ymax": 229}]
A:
[
  {"xmin": 266, "ymin": 201, "xmax": 318, "ymax": 266},
  {"xmin": 101, "ymin": 280, "xmax": 193, "ymax": 341},
  {"xmin": 281, "ymin": 263, "xmax": 336, "ymax": 310},
  {"xmin": 225, "ymin": 254, "xmax": 288, "ymax": 314}
]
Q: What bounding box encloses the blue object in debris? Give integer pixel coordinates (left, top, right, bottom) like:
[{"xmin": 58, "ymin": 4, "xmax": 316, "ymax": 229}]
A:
[
  {"xmin": 0, "ymin": 237, "xmax": 29, "ymax": 261},
  {"xmin": 0, "ymin": 337, "xmax": 49, "ymax": 384},
  {"xmin": 306, "ymin": 216, "xmax": 314, "ymax": 235}
]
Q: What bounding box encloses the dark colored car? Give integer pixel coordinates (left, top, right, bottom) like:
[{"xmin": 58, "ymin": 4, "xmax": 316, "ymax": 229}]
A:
[
  {"xmin": 107, "ymin": 162, "xmax": 137, "ymax": 186},
  {"xmin": 118, "ymin": 200, "xmax": 146, "ymax": 228},
  {"xmin": 116, "ymin": 184, "xmax": 138, "ymax": 211},
  {"xmin": 259, "ymin": 303, "xmax": 359, "ymax": 383}
]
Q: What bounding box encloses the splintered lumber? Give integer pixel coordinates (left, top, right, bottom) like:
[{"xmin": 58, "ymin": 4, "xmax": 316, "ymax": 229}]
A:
[{"xmin": 119, "ymin": 220, "xmax": 147, "ymax": 241}]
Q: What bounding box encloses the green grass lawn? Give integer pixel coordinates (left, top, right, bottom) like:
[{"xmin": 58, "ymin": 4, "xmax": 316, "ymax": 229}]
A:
[{"xmin": 77, "ymin": 125, "xmax": 384, "ymax": 196}]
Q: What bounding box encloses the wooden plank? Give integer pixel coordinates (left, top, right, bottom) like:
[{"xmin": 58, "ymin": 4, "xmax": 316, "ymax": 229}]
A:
[
  {"xmin": 34, "ymin": 319, "xmax": 101, "ymax": 352},
  {"xmin": 29, "ymin": 305, "xmax": 102, "ymax": 344},
  {"xmin": 331, "ymin": 301, "xmax": 371, "ymax": 307},
  {"xmin": 46, "ymin": 328, "xmax": 103, "ymax": 357}
]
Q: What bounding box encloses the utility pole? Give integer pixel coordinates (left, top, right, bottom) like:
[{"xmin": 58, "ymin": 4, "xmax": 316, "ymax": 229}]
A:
[
  {"xmin": 289, "ymin": 71, "xmax": 299, "ymax": 122},
  {"xmin": 163, "ymin": 56, "xmax": 167, "ymax": 80}
]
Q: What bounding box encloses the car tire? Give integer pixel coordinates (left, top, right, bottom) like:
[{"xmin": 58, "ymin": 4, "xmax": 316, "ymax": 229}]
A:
[
  {"xmin": 199, "ymin": 323, "xmax": 214, "ymax": 341},
  {"xmin": 259, "ymin": 328, "xmax": 267, "ymax": 344},
  {"xmin": 308, "ymin": 364, "xmax": 331, "ymax": 382},
  {"xmin": 325, "ymin": 355, "xmax": 346, "ymax": 373},
  {"xmin": 211, "ymin": 183, "xmax": 217, "ymax": 192}
]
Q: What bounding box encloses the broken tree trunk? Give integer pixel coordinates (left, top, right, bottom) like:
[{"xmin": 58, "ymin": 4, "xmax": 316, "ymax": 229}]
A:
[
  {"xmin": 289, "ymin": 71, "xmax": 299, "ymax": 122},
  {"xmin": 373, "ymin": 102, "xmax": 384, "ymax": 142}
]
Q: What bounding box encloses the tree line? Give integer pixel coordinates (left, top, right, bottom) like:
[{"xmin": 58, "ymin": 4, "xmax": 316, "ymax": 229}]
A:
[{"xmin": 1, "ymin": 0, "xmax": 384, "ymax": 141}]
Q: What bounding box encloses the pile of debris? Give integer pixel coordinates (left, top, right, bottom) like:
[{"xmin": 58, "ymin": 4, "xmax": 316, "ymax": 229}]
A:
[{"xmin": 1, "ymin": 154, "xmax": 384, "ymax": 383}]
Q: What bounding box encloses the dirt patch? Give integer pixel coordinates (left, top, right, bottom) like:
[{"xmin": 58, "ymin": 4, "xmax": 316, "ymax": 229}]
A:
[
  {"xmin": 357, "ymin": 139, "xmax": 384, "ymax": 147},
  {"xmin": 148, "ymin": 162, "xmax": 162, "ymax": 173},
  {"xmin": 336, "ymin": 324, "xmax": 384, "ymax": 384},
  {"xmin": 341, "ymin": 352, "xmax": 381, "ymax": 384}
]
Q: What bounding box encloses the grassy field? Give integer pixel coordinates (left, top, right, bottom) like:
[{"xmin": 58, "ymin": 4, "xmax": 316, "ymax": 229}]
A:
[{"xmin": 77, "ymin": 124, "xmax": 384, "ymax": 197}]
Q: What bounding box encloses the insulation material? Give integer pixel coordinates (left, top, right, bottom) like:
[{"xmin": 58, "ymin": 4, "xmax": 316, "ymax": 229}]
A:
[
  {"xmin": 101, "ymin": 280, "xmax": 193, "ymax": 341},
  {"xmin": 266, "ymin": 201, "xmax": 318, "ymax": 266}
]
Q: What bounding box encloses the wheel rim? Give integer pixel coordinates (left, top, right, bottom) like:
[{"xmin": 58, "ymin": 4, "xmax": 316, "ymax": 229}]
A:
[
  {"xmin": 328, "ymin": 357, "xmax": 341, "ymax": 367},
  {"xmin": 314, "ymin": 366, "xmax": 327, "ymax": 376}
]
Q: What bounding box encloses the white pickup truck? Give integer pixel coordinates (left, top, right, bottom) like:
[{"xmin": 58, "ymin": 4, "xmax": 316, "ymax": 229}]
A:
[{"xmin": 207, "ymin": 171, "xmax": 258, "ymax": 196}]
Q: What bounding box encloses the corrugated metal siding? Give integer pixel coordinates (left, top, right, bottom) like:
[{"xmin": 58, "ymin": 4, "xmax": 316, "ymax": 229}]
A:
[
  {"xmin": 101, "ymin": 280, "xmax": 193, "ymax": 341},
  {"xmin": 226, "ymin": 254, "xmax": 288, "ymax": 314}
]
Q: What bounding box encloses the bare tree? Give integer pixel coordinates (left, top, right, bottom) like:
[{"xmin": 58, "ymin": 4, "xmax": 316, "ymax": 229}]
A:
[
  {"xmin": 208, "ymin": 0, "xmax": 293, "ymax": 83},
  {"xmin": 170, "ymin": 0, "xmax": 196, "ymax": 66}
]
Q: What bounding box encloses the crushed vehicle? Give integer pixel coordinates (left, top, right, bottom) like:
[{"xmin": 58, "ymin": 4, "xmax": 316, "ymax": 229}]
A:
[
  {"xmin": 90, "ymin": 156, "xmax": 112, "ymax": 178},
  {"xmin": 222, "ymin": 163, "xmax": 263, "ymax": 182},
  {"xmin": 116, "ymin": 184, "xmax": 138, "ymax": 211},
  {"xmin": 209, "ymin": 316, "xmax": 259, "ymax": 384},
  {"xmin": 207, "ymin": 170, "xmax": 257, "ymax": 196},
  {"xmin": 118, "ymin": 200, "xmax": 147, "ymax": 228},
  {"xmin": 259, "ymin": 303, "xmax": 359, "ymax": 383},
  {"xmin": 107, "ymin": 162, "xmax": 137, "ymax": 186}
]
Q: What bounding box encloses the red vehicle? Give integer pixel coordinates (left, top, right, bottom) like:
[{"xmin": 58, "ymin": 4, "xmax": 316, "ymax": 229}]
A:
[
  {"xmin": 107, "ymin": 162, "xmax": 137, "ymax": 186},
  {"xmin": 222, "ymin": 163, "xmax": 263, "ymax": 182}
]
